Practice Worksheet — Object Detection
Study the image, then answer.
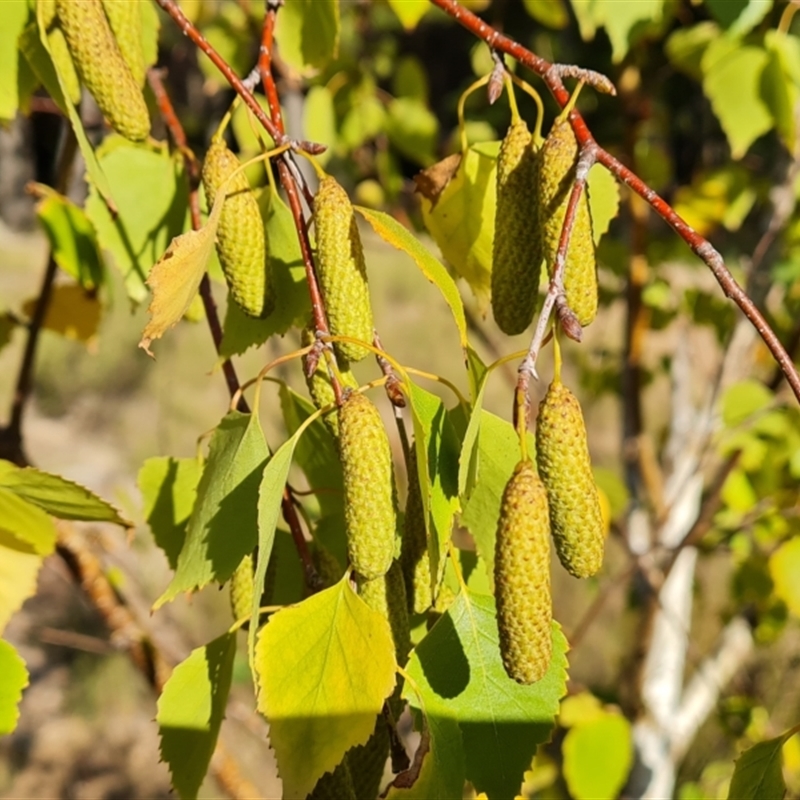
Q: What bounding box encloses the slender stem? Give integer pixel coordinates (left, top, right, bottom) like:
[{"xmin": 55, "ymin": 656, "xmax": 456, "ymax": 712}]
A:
[{"xmin": 428, "ymin": 0, "xmax": 800, "ymax": 405}]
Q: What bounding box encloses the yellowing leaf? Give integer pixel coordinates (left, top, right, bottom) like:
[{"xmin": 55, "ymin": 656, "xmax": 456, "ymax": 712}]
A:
[
  {"xmin": 769, "ymin": 538, "xmax": 800, "ymax": 618},
  {"xmin": 416, "ymin": 142, "xmax": 499, "ymax": 313},
  {"xmin": 0, "ymin": 640, "xmax": 29, "ymax": 735},
  {"xmin": 22, "ymin": 283, "xmax": 101, "ymax": 343},
  {"xmin": 587, "ymin": 164, "xmax": 620, "ymax": 244},
  {"xmin": 255, "ymin": 577, "xmax": 396, "ymax": 799},
  {"xmin": 139, "ymin": 190, "xmax": 224, "ymax": 356},
  {"xmin": 387, "ymin": 0, "xmax": 430, "ymax": 29}
]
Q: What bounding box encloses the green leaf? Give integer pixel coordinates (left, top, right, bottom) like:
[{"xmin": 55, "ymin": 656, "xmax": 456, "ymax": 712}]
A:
[
  {"xmin": 0, "ymin": 460, "xmax": 128, "ymax": 525},
  {"xmin": 387, "ymin": 0, "xmax": 430, "ymax": 30},
  {"xmin": 720, "ymin": 380, "xmax": 773, "ymax": 427},
  {"xmin": 85, "ymin": 137, "xmax": 189, "ymax": 304},
  {"xmin": 219, "ymin": 188, "xmax": 308, "ymax": 358},
  {"xmin": 278, "ymin": 386, "xmax": 344, "ymax": 519},
  {"xmin": 701, "ymin": 41, "xmax": 772, "ymax": 159},
  {"xmin": 406, "ymin": 383, "xmax": 460, "ymax": 587},
  {"xmin": 417, "ymin": 142, "xmax": 499, "ymax": 312},
  {"xmin": 0, "ymin": 0, "xmax": 30, "ymax": 121},
  {"xmin": 522, "ymin": 0, "xmax": 568, "ymax": 29},
  {"xmin": 155, "ymin": 412, "xmax": 269, "ymax": 608},
  {"xmin": 727, "ymin": 727, "xmax": 800, "ymax": 800},
  {"xmin": 665, "ymin": 22, "xmax": 719, "ymax": 81},
  {"xmin": 34, "ymin": 188, "xmax": 105, "ymax": 289},
  {"xmin": 570, "ymin": 0, "xmax": 665, "ymax": 62},
  {"xmin": 387, "ymin": 97, "xmax": 439, "ymax": 167},
  {"xmin": 0, "ymin": 640, "xmax": 29, "ymax": 735},
  {"xmin": 406, "ymin": 590, "xmax": 568, "ymax": 800},
  {"xmin": 562, "ymin": 711, "xmax": 633, "ymax": 800},
  {"xmin": 157, "ymin": 632, "xmax": 237, "ymax": 800},
  {"xmin": 459, "ymin": 412, "xmax": 534, "ymax": 584},
  {"xmin": 769, "ymin": 538, "xmax": 800, "ymax": 618},
  {"xmin": 255, "ymin": 577, "xmax": 397, "ymax": 799},
  {"xmin": 587, "ymin": 164, "xmax": 620, "ymax": 244},
  {"xmin": 304, "ymin": 85, "xmax": 337, "ymax": 166},
  {"xmin": 721, "ymin": 468, "xmax": 758, "ymax": 514},
  {"xmin": 274, "ymin": 0, "xmax": 340, "ymax": 75},
  {"xmin": 249, "ymin": 434, "xmax": 300, "ymax": 662},
  {"xmin": 355, "ymin": 206, "xmax": 467, "ymax": 352},
  {"xmin": 0, "ymin": 476, "xmax": 55, "ymax": 558},
  {"xmin": 138, "ymin": 457, "xmax": 203, "ymax": 571},
  {"xmin": 140, "ymin": 0, "xmax": 161, "ymax": 71},
  {"xmin": 762, "ymin": 30, "xmax": 800, "ymax": 152},
  {"xmin": 386, "ymin": 712, "xmax": 465, "ymax": 798},
  {"xmin": 706, "ymin": 0, "xmax": 771, "ymax": 36},
  {"xmin": 455, "ymin": 369, "xmax": 489, "ymax": 499}
]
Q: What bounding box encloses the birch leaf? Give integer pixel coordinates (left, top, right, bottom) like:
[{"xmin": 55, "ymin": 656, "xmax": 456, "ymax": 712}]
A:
[{"xmin": 139, "ymin": 191, "xmax": 224, "ymax": 356}]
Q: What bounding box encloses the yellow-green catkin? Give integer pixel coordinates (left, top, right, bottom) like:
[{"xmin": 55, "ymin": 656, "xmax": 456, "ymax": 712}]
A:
[
  {"xmin": 101, "ymin": 0, "xmax": 146, "ymax": 87},
  {"xmin": 310, "ymin": 540, "xmax": 343, "ymax": 589},
  {"xmin": 306, "ymin": 760, "xmax": 356, "ymax": 800},
  {"xmin": 346, "ymin": 716, "xmax": 390, "ymax": 800},
  {"xmin": 338, "ymin": 391, "xmax": 398, "ymax": 580},
  {"xmin": 401, "ymin": 447, "xmax": 432, "ymax": 614},
  {"xmin": 301, "ymin": 325, "xmax": 358, "ymax": 439},
  {"xmin": 38, "ymin": 0, "xmax": 81, "ymax": 105},
  {"xmin": 229, "ymin": 554, "xmax": 254, "ymax": 624},
  {"xmin": 494, "ymin": 460, "xmax": 552, "ymax": 684},
  {"xmin": 202, "ymin": 137, "xmax": 274, "ymax": 319},
  {"xmin": 535, "ymin": 379, "xmax": 605, "ymax": 578},
  {"xmin": 357, "ymin": 560, "xmax": 411, "ymax": 664},
  {"xmin": 55, "ymin": 0, "xmax": 150, "ymax": 141},
  {"xmin": 313, "ymin": 176, "xmax": 374, "ymax": 362},
  {"xmin": 539, "ymin": 118, "xmax": 597, "ymax": 327},
  {"xmin": 491, "ymin": 119, "xmax": 543, "ymax": 335}
]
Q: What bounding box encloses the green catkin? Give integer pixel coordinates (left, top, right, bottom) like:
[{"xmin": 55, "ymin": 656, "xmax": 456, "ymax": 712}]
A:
[
  {"xmin": 202, "ymin": 138, "xmax": 274, "ymax": 319},
  {"xmin": 313, "ymin": 176, "xmax": 374, "ymax": 362},
  {"xmin": 539, "ymin": 118, "xmax": 597, "ymax": 327},
  {"xmin": 491, "ymin": 119, "xmax": 543, "ymax": 335},
  {"xmin": 301, "ymin": 325, "xmax": 358, "ymax": 439},
  {"xmin": 310, "ymin": 540, "xmax": 343, "ymax": 589},
  {"xmin": 494, "ymin": 460, "xmax": 552, "ymax": 684},
  {"xmin": 535, "ymin": 379, "xmax": 605, "ymax": 578},
  {"xmin": 356, "ymin": 560, "xmax": 411, "ymax": 665},
  {"xmin": 229, "ymin": 554, "xmax": 254, "ymax": 624},
  {"xmin": 306, "ymin": 760, "xmax": 357, "ymax": 800},
  {"xmin": 55, "ymin": 0, "xmax": 150, "ymax": 141},
  {"xmin": 400, "ymin": 447, "xmax": 432, "ymax": 614},
  {"xmin": 338, "ymin": 391, "xmax": 398, "ymax": 580},
  {"xmin": 101, "ymin": 0, "xmax": 146, "ymax": 87}
]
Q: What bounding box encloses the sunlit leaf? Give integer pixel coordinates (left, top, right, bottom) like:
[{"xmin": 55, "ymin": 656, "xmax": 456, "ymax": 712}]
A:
[
  {"xmin": 22, "ymin": 283, "xmax": 101, "ymax": 343},
  {"xmin": 255, "ymin": 577, "xmax": 396, "ymax": 798},
  {"xmin": 0, "ymin": 640, "xmax": 29, "ymax": 735},
  {"xmin": 154, "ymin": 412, "xmax": 269, "ymax": 607},
  {"xmin": 355, "ymin": 206, "xmax": 467, "ymax": 351},
  {"xmin": 522, "ymin": 0, "xmax": 568, "ymax": 29},
  {"xmin": 138, "ymin": 457, "xmax": 203, "ymax": 571},
  {"xmin": 139, "ymin": 186, "xmax": 224, "ymax": 356},
  {"xmin": 706, "ymin": 0, "xmax": 771, "ymax": 36},
  {"xmin": 0, "ymin": 543, "xmax": 42, "ymax": 637},
  {"xmin": 416, "ymin": 142, "xmax": 499, "ymax": 312},
  {"xmin": 406, "ymin": 590, "xmax": 568, "ymax": 799},
  {"xmin": 720, "ymin": 380, "xmax": 773, "ymax": 428},
  {"xmin": 275, "ymin": 0, "xmax": 339, "ymax": 76},
  {"xmin": 769, "ymin": 539, "xmax": 800, "ymax": 618},
  {"xmin": 387, "ymin": 0, "xmax": 430, "ymax": 30},
  {"xmin": 0, "ymin": 0, "xmax": 31, "ymax": 122},
  {"xmin": 304, "ymin": 85, "xmax": 336, "ymax": 166},
  {"xmin": 570, "ymin": 0, "xmax": 665, "ymax": 62},
  {"xmin": 0, "ymin": 484, "xmax": 57, "ymax": 555},
  {"xmin": 157, "ymin": 632, "xmax": 236, "ymax": 800},
  {"xmin": 587, "ymin": 164, "xmax": 620, "ymax": 244}
]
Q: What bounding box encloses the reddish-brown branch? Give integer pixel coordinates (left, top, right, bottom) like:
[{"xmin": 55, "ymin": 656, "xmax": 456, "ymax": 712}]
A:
[
  {"xmin": 429, "ymin": 0, "xmax": 800, "ymax": 405},
  {"xmin": 259, "ymin": 1, "xmax": 285, "ymax": 135}
]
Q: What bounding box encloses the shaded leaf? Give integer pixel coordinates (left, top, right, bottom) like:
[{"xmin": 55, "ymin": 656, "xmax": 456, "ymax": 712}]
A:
[
  {"xmin": 355, "ymin": 206, "xmax": 467, "ymax": 351},
  {"xmin": 0, "ymin": 460, "xmax": 127, "ymax": 524},
  {"xmin": 416, "ymin": 142, "xmax": 499, "ymax": 312},
  {"xmin": 406, "ymin": 590, "xmax": 568, "ymax": 800},
  {"xmin": 387, "ymin": 98, "xmax": 439, "ymax": 167},
  {"xmin": 139, "ymin": 187, "xmax": 224, "ymax": 356},
  {"xmin": 0, "ymin": 640, "xmax": 29, "ymax": 735},
  {"xmin": 157, "ymin": 632, "xmax": 236, "ymax": 800},
  {"xmin": 255, "ymin": 577, "xmax": 396, "ymax": 799},
  {"xmin": 706, "ymin": 0, "xmax": 771, "ymax": 36},
  {"xmin": 155, "ymin": 412, "xmax": 269, "ymax": 607},
  {"xmin": 727, "ymin": 727, "xmax": 799, "ymax": 800},
  {"xmin": 138, "ymin": 457, "xmax": 203, "ymax": 571},
  {"xmin": 22, "ymin": 283, "xmax": 101, "ymax": 343},
  {"xmin": 0, "ymin": 541, "xmax": 42, "ymax": 637},
  {"xmin": 275, "ymin": 0, "xmax": 339, "ymax": 75}
]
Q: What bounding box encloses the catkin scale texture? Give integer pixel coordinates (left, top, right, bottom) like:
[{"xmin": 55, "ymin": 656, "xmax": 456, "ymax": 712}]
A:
[
  {"xmin": 536, "ymin": 380, "xmax": 605, "ymax": 578},
  {"xmin": 540, "ymin": 119, "xmax": 597, "ymax": 327},
  {"xmin": 229, "ymin": 554, "xmax": 254, "ymax": 624},
  {"xmin": 55, "ymin": 0, "xmax": 150, "ymax": 141},
  {"xmin": 401, "ymin": 447, "xmax": 432, "ymax": 614},
  {"xmin": 202, "ymin": 139, "xmax": 274, "ymax": 319},
  {"xmin": 491, "ymin": 120, "xmax": 543, "ymax": 335},
  {"xmin": 494, "ymin": 460, "xmax": 552, "ymax": 684},
  {"xmin": 313, "ymin": 177, "xmax": 374, "ymax": 362},
  {"xmin": 101, "ymin": 0, "xmax": 146, "ymax": 87},
  {"xmin": 357, "ymin": 560, "xmax": 411, "ymax": 664},
  {"xmin": 338, "ymin": 392, "xmax": 398, "ymax": 580}
]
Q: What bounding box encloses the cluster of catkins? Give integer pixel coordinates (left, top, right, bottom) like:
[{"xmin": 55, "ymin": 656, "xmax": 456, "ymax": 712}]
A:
[
  {"xmin": 39, "ymin": 0, "xmax": 150, "ymax": 142},
  {"xmin": 491, "ymin": 115, "xmax": 605, "ymax": 684}
]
